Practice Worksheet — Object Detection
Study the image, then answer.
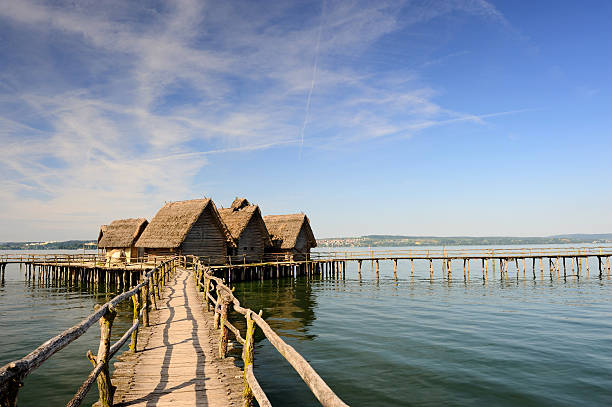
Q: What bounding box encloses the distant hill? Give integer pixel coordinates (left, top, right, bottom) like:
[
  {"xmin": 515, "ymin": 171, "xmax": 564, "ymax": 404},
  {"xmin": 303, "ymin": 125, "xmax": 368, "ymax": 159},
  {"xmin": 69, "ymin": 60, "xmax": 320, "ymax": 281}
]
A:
[
  {"xmin": 0, "ymin": 240, "xmax": 97, "ymax": 250},
  {"xmin": 317, "ymin": 234, "xmax": 612, "ymax": 247},
  {"xmin": 3, "ymin": 233, "xmax": 612, "ymax": 250}
]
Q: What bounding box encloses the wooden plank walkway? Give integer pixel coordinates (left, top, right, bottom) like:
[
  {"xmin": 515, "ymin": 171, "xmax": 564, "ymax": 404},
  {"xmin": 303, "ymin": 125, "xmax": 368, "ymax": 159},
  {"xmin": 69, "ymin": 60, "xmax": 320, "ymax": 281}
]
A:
[{"xmin": 111, "ymin": 267, "xmax": 244, "ymax": 406}]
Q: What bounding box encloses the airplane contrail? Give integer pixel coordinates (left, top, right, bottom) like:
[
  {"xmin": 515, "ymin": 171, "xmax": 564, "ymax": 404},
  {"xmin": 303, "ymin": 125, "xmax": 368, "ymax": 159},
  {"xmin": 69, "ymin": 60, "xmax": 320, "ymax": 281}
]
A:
[{"xmin": 299, "ymin": 0, "xmax": 326, "ymax": 159}]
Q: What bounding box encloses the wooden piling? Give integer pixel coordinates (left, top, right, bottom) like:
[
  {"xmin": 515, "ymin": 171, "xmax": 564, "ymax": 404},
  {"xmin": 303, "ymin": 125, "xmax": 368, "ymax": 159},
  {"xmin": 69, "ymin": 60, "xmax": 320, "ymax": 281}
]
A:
[
  {"xmin": 539, "ymin": 257, "xmax": 544, "ymax": 280},
  {"xmin": 513, "ymin": 258, "xmax": 518, "ymax": 279},
  {"xmin": 598, "ymin": 256, "xmax": 602, "ymax": 278},
  {"xmin": 393, "ymin": 259, "xmax": 398, "ymax": 280}
]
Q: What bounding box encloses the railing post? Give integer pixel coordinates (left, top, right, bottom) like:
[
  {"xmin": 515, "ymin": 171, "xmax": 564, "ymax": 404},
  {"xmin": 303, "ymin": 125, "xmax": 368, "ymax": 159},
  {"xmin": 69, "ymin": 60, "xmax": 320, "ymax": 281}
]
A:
[
  {"xmin": 218, "ymin": 292, "xmax": 230, "ymax": 358},
  {"xmin": 155, "ymin": 269, "xmax": 161, "ymax": 300},
  {"xmin": 197, "ymin": 263, "xmax": 203, "ymax": 292},
  {"xmin": 213, "ymin": 285, "xmax": 221, "ymax": 329},
  {"xmin": 0, "ymin": 364, "xmax": 23, "ymax": 407},
  {"xmin": 130, "ymin": 292, "xmax": 140, "ymax": 352},
  {"xmin": 87, "ymin": 305, "xmax": 117, "ymax": 407},
  {"xmin": 143, "ymin": 279, "xmax": 150, "ymax": 327},
  {"xmin": 242, "ymin": 310, "xmax": 258, "ymax": 406},
  {"xmin": 204, "ymin": 274, "xmax": 211, "ymax": 311},
  {"xmin": 150, "ymin": 273, "xmax": 158, "ymax": 310}
]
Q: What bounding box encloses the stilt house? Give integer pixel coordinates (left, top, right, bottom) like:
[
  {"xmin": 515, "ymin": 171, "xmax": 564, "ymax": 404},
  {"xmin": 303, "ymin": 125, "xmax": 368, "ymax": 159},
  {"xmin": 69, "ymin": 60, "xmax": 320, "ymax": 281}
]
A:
[
  {"xmin": 218, "ymin": 198, "xmax": 272, "ymax": 263},
  {"xmin": 264, "ymin": 214, "xmax": 317, "ymax": 260},
  {"xmin": 135, "ymin": 199, "xmax": 233, "ymax": 264},
  {"xmin": 97, "ymin": 218, "xmax": 148, "ymax": 263}
]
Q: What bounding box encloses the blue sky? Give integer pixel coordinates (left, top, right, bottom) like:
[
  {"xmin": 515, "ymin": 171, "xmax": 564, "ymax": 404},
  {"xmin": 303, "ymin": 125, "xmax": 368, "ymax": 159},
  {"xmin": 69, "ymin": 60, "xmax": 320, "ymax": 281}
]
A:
[{"xmin": 0, "ymin": 0, "xmax": 610, "ymax": 241}]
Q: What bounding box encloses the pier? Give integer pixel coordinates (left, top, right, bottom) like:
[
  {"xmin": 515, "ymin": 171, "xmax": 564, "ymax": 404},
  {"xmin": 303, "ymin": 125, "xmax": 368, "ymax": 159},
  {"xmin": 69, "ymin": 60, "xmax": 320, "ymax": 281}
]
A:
[
  {"xmin": 205, "ymin": 246, "xmax": 612, "ymax": 282},
  {"xmin": 0, "ymin": 254, "xmax": 158, "ymax": 289}
]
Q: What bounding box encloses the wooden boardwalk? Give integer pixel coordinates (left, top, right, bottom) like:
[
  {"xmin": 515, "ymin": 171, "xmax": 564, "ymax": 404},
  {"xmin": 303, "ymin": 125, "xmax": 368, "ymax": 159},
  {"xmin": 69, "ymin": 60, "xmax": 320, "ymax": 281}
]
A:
[{"xmin": 111, "ymin": 267, "xmax": 243, "ymax": 406}]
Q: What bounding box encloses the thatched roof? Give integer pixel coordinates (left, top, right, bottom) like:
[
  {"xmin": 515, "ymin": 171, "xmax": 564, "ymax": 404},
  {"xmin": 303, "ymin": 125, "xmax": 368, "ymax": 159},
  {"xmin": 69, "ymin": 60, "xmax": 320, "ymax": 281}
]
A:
[
  {"xmin": 264, "ymin": 214, "xmax": 317, "ymax": 249},
  {"xmin": 98, "ymin": 225, "xmax": 108, "ymax": 243},
  {"xmin": 218, "ymin": 203, "xmax": 272, "ymax": 247},
  {"xmin": 98, "ymin": 218, "xmax": 148, "ymax": 248},
  {"xmin": 135, "ymin": 199, "xmax": 232, "ymax": 248},
  {"xmin": 231, "ymin": 197, "xmax": 249, "ymax": 210}
]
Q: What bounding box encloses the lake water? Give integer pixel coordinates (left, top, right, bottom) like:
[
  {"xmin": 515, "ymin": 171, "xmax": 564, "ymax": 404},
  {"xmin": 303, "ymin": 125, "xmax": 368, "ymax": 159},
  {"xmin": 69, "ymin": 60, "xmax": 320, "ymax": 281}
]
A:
[
  {"xmin": 2, "ymin": 246, "xmax": 612, "ymax": 406},
  {"xmin": 0, "ymin": 250, "xmax": 135, "ymax": 406}
]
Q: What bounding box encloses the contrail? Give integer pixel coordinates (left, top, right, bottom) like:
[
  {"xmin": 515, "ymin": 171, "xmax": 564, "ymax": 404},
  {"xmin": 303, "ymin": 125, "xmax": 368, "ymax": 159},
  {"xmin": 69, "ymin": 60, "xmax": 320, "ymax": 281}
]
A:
[{"xmin": 299, "ymin": 0, "xmax": 326, "ymax": 159}]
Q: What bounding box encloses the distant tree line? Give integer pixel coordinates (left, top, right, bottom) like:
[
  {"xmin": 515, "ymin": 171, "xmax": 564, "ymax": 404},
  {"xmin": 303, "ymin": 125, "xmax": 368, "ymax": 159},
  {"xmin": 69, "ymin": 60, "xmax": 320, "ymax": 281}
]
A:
[{"xmin": 0, "ymin": 240, "xmax": 96, "ymax": 250}]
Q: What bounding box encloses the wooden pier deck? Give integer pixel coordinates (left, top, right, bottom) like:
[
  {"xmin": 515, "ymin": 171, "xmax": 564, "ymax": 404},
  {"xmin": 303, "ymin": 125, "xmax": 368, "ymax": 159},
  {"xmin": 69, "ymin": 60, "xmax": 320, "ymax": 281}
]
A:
[{"xmin": 111, "ymin": 266, "xmax": 243, "ymax": 407}]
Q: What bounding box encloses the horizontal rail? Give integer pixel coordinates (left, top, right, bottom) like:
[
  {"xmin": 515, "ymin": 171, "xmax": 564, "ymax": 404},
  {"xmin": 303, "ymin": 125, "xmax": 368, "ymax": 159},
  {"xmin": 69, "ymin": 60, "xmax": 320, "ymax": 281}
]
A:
[
  {"xmin": 0, "ymin": 305, "xmax": 109, "ymax": 394},
  {"xmin": 251, "ymin": 310, "xmax": 348, "ymax": 407},
  {"xmin": 0, "ymin": 253, "xmax": 174, "ymax": 267},
  {"xmin": 246, "ymin": 365, "xmax": 271, "ymax": 407},
  {"xmin": 224, "ymin": 321, "xmax": 245, "ymax": 345},
  {"xmin": 187, "ymin": 246, "xmax": 612, "ymax": 268},
  {"xmin": 66, "ymin": 361, "xmax": 105, "ymax": 407}
]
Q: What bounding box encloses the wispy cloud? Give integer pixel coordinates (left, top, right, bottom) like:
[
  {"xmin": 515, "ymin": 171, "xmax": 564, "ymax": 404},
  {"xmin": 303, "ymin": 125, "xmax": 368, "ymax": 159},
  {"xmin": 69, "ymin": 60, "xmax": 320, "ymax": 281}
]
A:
[{"xmin": 0, "ymin": 0, "xmax": 519, "ymax": 239}]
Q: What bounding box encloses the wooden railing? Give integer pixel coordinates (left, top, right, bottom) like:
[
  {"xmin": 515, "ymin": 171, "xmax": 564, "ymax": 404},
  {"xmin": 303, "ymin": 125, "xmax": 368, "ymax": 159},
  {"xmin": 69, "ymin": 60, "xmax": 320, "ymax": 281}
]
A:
[
  {"xmin": 0, "ymin": 253, "xmax": 103, "ymax": 263},
  {"xmin": 192, "ymin": 257, "xmax": 348, "ymax": 407},
  {"xmin": 0, "ymin": 253, "xmax": 175, "ymax": 268},
  {"xmin": 0, "ymin": 258, "xmax": 180, "ymax": 407},
  {"xmin": 310, "ymin": 246, "xmax": 612, "ymax": 260},
  {"xmin": 194, "ymin": 246, "xmax": 612, "ymax": 268}
]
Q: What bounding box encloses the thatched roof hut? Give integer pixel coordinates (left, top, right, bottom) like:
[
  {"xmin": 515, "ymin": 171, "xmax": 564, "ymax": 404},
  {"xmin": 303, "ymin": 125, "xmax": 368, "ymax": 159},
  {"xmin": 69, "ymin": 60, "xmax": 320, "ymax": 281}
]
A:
[
  {"xmin": 135, "ymin": 199, "xmax": 233, "ymax": 262},
  {"xmin": 219, "ymin": 198, "xmax": 271, "ymax": 262},
  {"xmin": 264, "ymin": 214, "xmax": 316, "ymax": 259},
  {"xmin": 97, "ymin": 218, "xmax": 148, "ymax": 262},
  {"xmin": 98, "ymin": 218, "xmax": 148, "ymax": 248}
]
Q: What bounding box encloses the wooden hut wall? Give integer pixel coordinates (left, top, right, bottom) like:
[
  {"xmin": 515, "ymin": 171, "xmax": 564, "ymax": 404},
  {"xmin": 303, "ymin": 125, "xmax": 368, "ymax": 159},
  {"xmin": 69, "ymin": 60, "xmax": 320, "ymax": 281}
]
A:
[
  {"xmin": 296, "ymin": 225, "xmax": 311, "ymax": 251},
  {"xmin": 234, "ymin": 216, "xmax": 265, "ymax": 262},
  {"xmin": 145, "ymin": 247, "xmax": 178, "ymax": 258},
  {"xmin": 181, "ymin": 205, "xmax": 227, "ymax": 263},
  {"xmin": 291, "ymin": 224, "xmax": 313, "ymax": 260},
  {"xmin": 104, "ymin": 246, "xmax": 138, "ymax": 262}
]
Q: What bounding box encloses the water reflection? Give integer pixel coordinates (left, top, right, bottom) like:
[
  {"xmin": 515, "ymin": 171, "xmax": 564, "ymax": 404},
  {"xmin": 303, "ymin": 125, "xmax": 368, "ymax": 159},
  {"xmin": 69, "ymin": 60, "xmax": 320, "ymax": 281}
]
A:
[{"xmin": 233, "ymin": 277, "xmax": 317, "ymax": 341}]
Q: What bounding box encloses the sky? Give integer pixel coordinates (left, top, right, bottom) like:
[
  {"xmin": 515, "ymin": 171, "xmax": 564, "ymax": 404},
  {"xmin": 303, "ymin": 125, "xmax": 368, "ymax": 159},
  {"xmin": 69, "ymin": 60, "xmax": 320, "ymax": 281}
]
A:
[{"xmin": 0, "ymin": 0, "xmax": 611, "ymax": 241}]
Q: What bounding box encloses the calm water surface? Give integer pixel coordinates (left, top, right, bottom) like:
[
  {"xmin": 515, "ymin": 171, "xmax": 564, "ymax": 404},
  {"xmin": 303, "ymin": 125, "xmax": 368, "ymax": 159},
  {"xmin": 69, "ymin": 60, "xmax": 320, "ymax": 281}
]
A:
[
  {"xmin": 2, "ymin": 246, "xmax": 612, "ymax": 406},
  {"xmin": 231, "ymin": 245, "xmax": 612, "ymax": 406},
  {"xmin": 0, "ymin": 250, "xmax": 135, "ymax": 406}
]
